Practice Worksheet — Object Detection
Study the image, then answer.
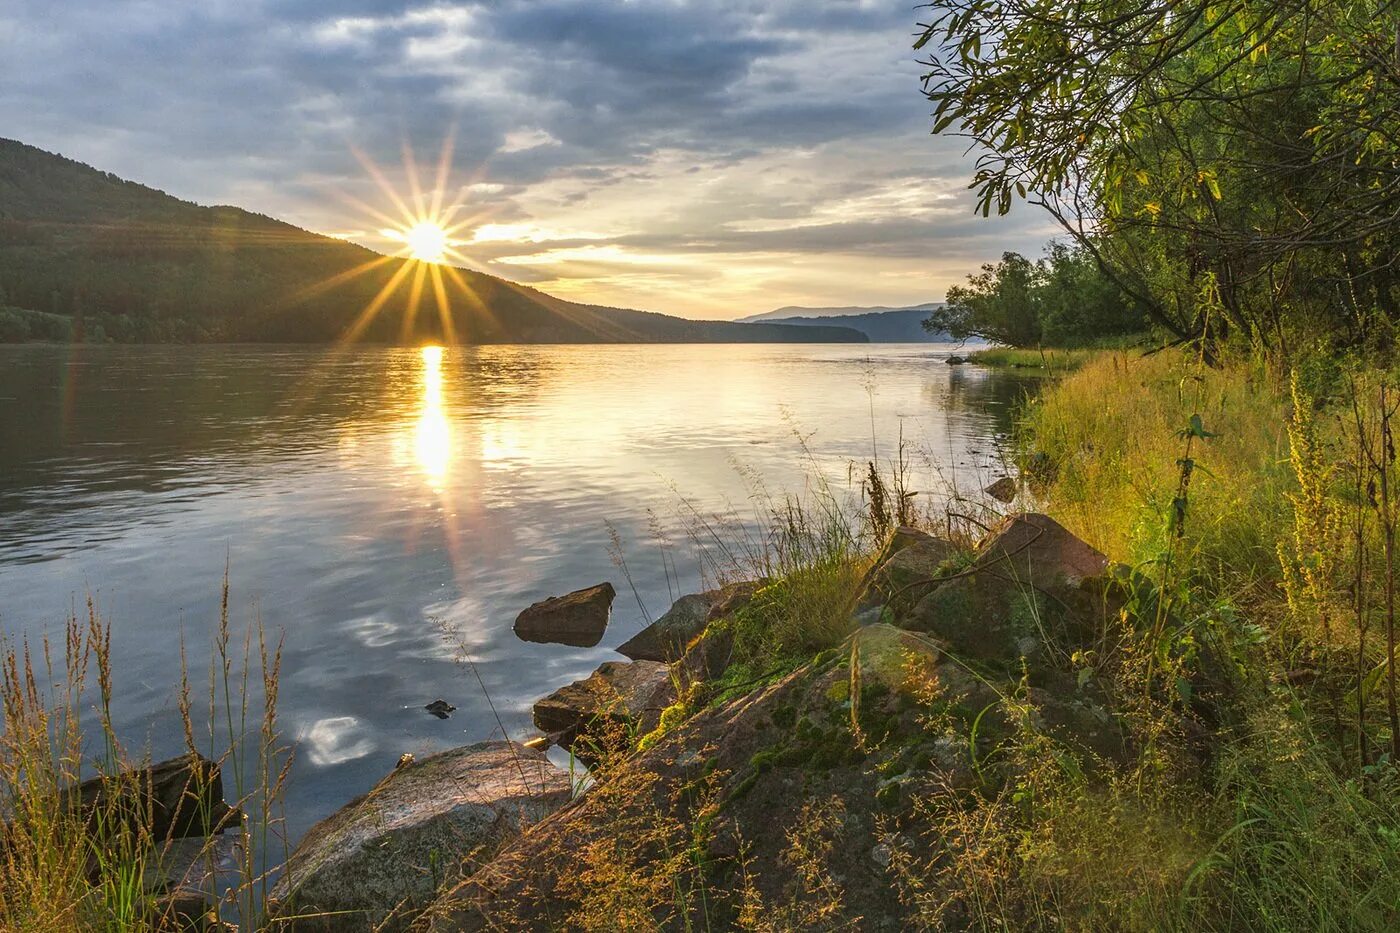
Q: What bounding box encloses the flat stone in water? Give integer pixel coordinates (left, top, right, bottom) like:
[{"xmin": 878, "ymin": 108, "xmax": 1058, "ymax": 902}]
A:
[{"xmin": 513, "ymin": 582, "xmax": 616, "ymax": 647}]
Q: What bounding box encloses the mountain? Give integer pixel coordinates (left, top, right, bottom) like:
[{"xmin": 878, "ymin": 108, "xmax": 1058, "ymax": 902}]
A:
[
  {"xmin": 738, "ymin": 307, "xmax": 951, "ymax": 342},
  {"xmin": 0, "ymin": 139, "xmax": 865, "ymax": 345},
  {"xmin": 739, "ymin": 302, "xmax": 942, "ymax": 323}
]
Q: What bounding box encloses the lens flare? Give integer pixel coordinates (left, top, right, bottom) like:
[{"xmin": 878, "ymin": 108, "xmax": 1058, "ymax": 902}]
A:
[{"xmin": 403, "ymin": 222, "xmax": 449, "ymax": 264}]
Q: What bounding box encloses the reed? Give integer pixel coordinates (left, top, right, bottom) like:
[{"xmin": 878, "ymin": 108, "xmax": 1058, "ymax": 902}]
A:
[{"xmin": 0, "ymin": 577, "xmax": 290, "ymax": 931}]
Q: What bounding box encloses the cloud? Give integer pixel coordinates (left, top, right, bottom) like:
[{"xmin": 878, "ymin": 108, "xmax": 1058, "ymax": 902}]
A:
[
  {"xmin": 0, "ymin": 0, "xmax": 1053, "ymax": 317},
  {"xmin": 498, "ymin": 128, "xmax": 561, "ymax": 154}
]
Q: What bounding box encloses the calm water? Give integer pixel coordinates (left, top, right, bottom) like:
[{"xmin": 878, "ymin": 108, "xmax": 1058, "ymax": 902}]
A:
[{"xmin": 0, "ymin": 342, "xmax": 1034, "ymax": 843}]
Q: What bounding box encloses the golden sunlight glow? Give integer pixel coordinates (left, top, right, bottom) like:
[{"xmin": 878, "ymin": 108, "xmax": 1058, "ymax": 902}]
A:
[
  {"xmin": 414, "ymin": 345, "xmax": 451, "ymax": 487},
  {"xmin": 403, "ymin": 221, "xmax": 449, "ymax": 264},
  {"xmin": 316, "ymin": 133, "xmax": 498, "ymax": 346}
]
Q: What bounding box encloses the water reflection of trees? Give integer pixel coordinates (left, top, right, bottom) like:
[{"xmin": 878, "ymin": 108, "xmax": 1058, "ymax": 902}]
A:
[
  {"xmin": 928, "ymin": 364, "xmax": 1045, "ymax": 437},
  {"xmin": 0, "ymin": 344, "xmax": 558, "ymax": 541}
]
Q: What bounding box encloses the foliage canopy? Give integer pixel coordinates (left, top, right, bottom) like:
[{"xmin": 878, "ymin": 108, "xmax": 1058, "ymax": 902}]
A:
[{"xmin": 918, "ymin": 0, "xmax": 1400, "ymax": 348}]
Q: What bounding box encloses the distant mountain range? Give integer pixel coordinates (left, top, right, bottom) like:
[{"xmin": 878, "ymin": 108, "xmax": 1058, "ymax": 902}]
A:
[
  {"xmin": 738, "ymin": 304, "xmax": 949, "ymax": 342},
  {"xmin": 740, "ymin": 302, "xmax": 943, "ymax": 322},
  {"xmin": 0, "ymin": 139, "xmax": 865, "ymax": 345}
]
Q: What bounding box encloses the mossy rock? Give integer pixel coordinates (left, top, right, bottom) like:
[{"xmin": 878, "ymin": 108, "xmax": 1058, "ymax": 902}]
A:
[{"xmin": 863, "ymin": 529, "xmax": 962, "ymax": 613}]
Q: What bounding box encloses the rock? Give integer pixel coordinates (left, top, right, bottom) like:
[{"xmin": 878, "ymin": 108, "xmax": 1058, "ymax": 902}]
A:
[
  {"xmin": 424, "ymin": 699, "xmax": 456, "ymax": 719},
  {"xmin": 853, "ymin": 605, "xmax": 887, "ymax": 627},
  {"xmin": 1023, "ymin": 451, "xmax": 1056, "ymax": 484},
  {"xmin": 74, "ymin": 753, "xmax": 237, "ymax": 842},
  {"xmin": 975, "ymin": 512, "xmax": 1108, "ymax": 586},
  {"xmin": 532, "ymin": 660, "xmax": 676, "ymax": 761},
  {"xmin": 946, "ymin": 355, "xmax": 967, "ymax": 365},
  {"xmin": 270, "ymin": 742, "xmax": 569, "ymax": 932},
  {"xmin": 862, "ymin": 527, "xmax": 960, "ymax": 611},
  {"xmin": 984, "ymin": 476, "xmax": 1018, "ymax": 503},
  {"xmin": 615, "ymin": 581, "xmax": 764, "ymax": 662},
  {"xmin": 428, "ymin": 625, "xmax": 993, "ymax": 930},
  {"xmin": 704, "ymin": 580, "xmax": 764, "ymax": 622},
  {"xmin": 677, "ymin": 622, "xmax": 736, "ymax": 685},
  {"xmin": 898, "ymin": 514, "xmax": 1114, "ymax": 670},
  {"xmin": 513, "ymin": 582, "xmax": 616, "ymax": 647},
  {"xmin": 617, "ymin": 591, "xmax": 718, "ymax": 662},
  {"xmin": 144, "ymin": 834, "xmax": 242, "ymax": 931}
]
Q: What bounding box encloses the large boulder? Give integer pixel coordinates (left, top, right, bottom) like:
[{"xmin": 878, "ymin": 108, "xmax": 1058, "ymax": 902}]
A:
[
  {"xmin": 533, "ymin": 660, "xmax": 676, "ymax": 761},
  {"xmin": 616, "ymin": 592, "xmax": 717, "ymax": 662},
  {"xmin": 899, "ymin": 513, "xmax": 1115, "ymax": 671},
  {"xmin": 703, "ymin": 580, "xmax": 763, "ymax": 622},
  {"xmin": 615, "ymin": 581, "xmax": 762, "ymax": 663},
  {"xmin": 676, "ymin": 622, "xmax": 736, "ymax": 686},
  {"xmin": 974, "ymin": 512, "xmax": 1108, "ymax": 586},
  {"xmin": 513, "ymin": 582, "xmax": 615, "ymax": 647},
  {"xmin": 861, "ymin": 526, "xmax": 960, "ymax": 612},
  {"xmin": 427, "ymin": 625, "xmax": 1016, "ymax": 930},
  {"xmin": 269, "ymin": 742, "xmax": 570, "ymax": 932}
]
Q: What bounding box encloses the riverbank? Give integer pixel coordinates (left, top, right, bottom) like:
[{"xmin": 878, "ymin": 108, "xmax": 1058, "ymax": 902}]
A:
[{"xmin": 5, "ymin": 345, "xmax": 1399, "ymax": 930}]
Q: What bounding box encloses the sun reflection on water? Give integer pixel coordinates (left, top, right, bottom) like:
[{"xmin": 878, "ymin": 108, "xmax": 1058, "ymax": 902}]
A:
[{"xmin": 414, "ymin": 345, "xmax": 451, "ymax": 488}]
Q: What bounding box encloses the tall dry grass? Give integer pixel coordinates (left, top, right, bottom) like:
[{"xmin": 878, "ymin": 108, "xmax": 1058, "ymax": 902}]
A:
[
  {"xmin": 947, "ymin": 344, "xmax": 1400, "ymax": 932},
  {"xmin": 0, "ymin": 578, "xmax": 290, "ymax": 931}
]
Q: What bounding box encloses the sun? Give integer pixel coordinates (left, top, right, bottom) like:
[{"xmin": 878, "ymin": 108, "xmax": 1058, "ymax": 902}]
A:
[
  {"xmin": 310, "ymin": 132, "xmax": 508, "ymax": 346},
  {"xmin": 403, "ymin": 221, "xmax": 449, "ymax": 264}
]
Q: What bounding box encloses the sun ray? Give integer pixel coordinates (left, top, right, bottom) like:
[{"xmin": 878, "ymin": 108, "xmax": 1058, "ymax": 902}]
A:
[
  {"xmin": 332, "ymin": 189, "xmax": 413, "ymax": 235},
  {"xmin": 440, "ymin": 262, "xmax": 499, "ymax": 336},
  {"xmin": 401, "ymin": 139, "xmax": 427, "ymax": 222},
  {"xmin": 339, "ymin": 259, "xmax": 417, "ymax": 346},
  {"xmin": 428, "ymin": 131, "xmax": 456, "ymax": 223},
  {"xmin": 351, "ymin": 146, "xmax": 417, "ymax": 226},
  {"xmin": 284, "ymin": 255, "xmax": 396, "ymax": 306},
  {"xmin": 400, "ymin": 260, "xmax": 430, "ymax": 344},
  {"xmin": 429, "ymin": 263, "xmax": 459, "ymax": 345}
]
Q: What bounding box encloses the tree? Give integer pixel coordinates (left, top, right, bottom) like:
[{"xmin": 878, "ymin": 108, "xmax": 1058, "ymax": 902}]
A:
[
  {"xmin": 929, "ymin": 251, "xmax": 1041, "ymax": 344},
  {"xmin": 917, "ymin": 0, "xmax": 1400, "ymax": 348},
  {"xmin": 927, "ymin": 242, "xmax": 1146, "ymax": 346}
]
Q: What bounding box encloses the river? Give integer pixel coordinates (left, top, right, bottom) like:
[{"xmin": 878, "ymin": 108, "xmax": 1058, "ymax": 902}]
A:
[{"xmin": 0, "ymin": 342, "xmax": 1036, "ymax": 844}]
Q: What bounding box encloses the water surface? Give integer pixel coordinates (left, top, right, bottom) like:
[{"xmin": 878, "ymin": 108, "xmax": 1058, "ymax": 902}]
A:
[{"xmin": 0, "ymin": 342, "xmax": 1035, "ymax": 843}]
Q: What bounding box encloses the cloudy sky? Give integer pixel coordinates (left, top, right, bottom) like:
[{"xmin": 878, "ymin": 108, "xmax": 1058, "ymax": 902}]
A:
[{"xmin": 2, "ymin": 0, "xmax": 1053, "ymax": 319}]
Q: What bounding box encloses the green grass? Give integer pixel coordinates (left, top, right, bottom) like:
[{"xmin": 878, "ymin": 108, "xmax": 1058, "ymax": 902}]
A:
[
  {"xmin": 991, "ymin": 345, "xmax": 1400, "ymax": 931},
  {"xmin": 966, "ymin": 346, "xmax": 1099, "ymax": 372}
]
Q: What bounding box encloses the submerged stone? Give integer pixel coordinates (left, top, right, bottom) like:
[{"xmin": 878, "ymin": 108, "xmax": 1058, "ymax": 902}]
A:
[{"xmin": 984, "ymin": 476, "xmax": 1018, "ymax": 503}]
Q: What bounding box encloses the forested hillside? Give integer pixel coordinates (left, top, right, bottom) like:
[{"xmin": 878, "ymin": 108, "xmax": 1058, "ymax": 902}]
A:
[
  {"xmin": 0, "ymin": 139, "xmax": 864, "ymax": 345},
  {"xmin": 753, "ymin": 307, "xmax": 954, "ymax": 342}
]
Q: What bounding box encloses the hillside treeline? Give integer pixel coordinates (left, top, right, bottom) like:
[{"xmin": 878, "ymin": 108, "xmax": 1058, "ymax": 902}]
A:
[{"xmin": 0, "ymin": 139, "xmax": 863, "ymax": 345}]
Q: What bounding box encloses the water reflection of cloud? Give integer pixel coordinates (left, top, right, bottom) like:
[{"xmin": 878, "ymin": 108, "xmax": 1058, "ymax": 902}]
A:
[
  {"xmin": 302, "ymin": 715, "xmax": 375, "ymax": 766},
  {"xmin": 341, "ymin": 613, "xmax": 399, "ymax": 648}
]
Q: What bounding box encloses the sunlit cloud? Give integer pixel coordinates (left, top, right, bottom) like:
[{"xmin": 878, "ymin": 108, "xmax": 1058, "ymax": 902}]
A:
[
  {"xmin": 496, "ymin": 244, "xmax": 678, "ymax": 266},
  {"xmin": 469, "ymin": 223, "xmax": 608, "ymax": 245},
  {"xmin": 499, "ymin": 128, "xmax": 561, "ymax": 153}
]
